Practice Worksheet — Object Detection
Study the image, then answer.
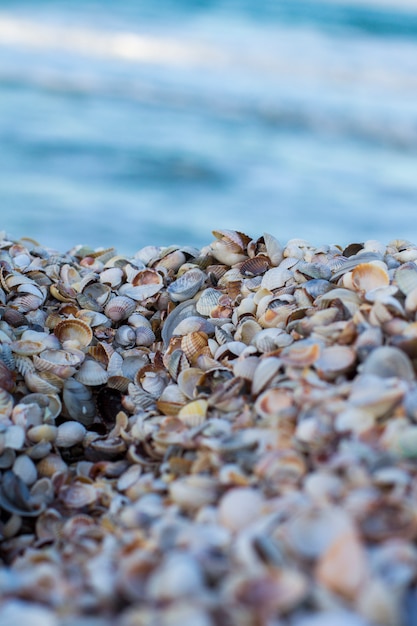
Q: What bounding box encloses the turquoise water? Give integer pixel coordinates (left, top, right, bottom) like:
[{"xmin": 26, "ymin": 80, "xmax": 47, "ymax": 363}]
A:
[{"xmin": 1, "ymin": 0, "xmax": 417, "ymax": 254}]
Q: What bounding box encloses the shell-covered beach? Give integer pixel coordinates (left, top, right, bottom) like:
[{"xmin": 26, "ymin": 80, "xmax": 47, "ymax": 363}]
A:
[{"xmin": 1, "ymin": 229, "xmax": 417, "ymax": 625}]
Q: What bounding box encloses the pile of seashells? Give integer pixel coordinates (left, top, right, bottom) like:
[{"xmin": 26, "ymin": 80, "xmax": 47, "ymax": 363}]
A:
[{"xmin": 1, "ymin": 229, "xmax": 417, "ymax": 625}]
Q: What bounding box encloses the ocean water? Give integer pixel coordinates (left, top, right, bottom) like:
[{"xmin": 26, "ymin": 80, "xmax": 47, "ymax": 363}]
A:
[{"xmin": 1, "ymin": 0, "xmax": 417, "ymax": 255}]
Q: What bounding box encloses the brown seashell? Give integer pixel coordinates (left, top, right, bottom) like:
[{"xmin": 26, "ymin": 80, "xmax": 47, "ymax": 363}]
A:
[
  {"xmin": 240, "ymin": 256, "xmax": 270, "ymax": 277},
  {"xmin": 351, "ymin": 262, "xmax": 389, "ymax": 293},
  {"xmin": 54, "ymin": 318, "xmax": 93, "ymax": 349},
  {"xmin": 0, "ymin": 361, "xmax": 15, "ymax": 392},
  {"xmin": 181, "ymin": 331, "xmax": 209, "ymax": 364}
]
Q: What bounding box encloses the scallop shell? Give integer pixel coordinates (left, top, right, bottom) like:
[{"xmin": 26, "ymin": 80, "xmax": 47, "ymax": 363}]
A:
[
  {"xmin": 24, "ymin": 371, "xmax": 61, "ymax": 395},
  {"xmin": 261, "ymin": 266, "xmax": 292, "ymax": 291},
  {"xmin": 104, "ymin": 295, "xmax": 136, "ymax": 322},
  {"xmin": 119, "ymin": 269, "xmax": 163, "ymax": 300},
  {"xmin": 234, "ymin": 318, "xmax": 262, "ymax": 344},
  {"xmin": 74, "ymin": 358, "xmax": 108, "ymax": 386},
  {"xmin": 240, "ymin": 256, "xmax": 270, "ymax": 277},
  {"xmin": 114, "ymin": 325, "xmax": 136, "ymax": 348},
  {"xmin": 54, "ymin": 318, "xmax": 93, "ymax": 349},
  {"xmin": 395, "ymin": 262, "xmax": 417, "ymax": 295}
]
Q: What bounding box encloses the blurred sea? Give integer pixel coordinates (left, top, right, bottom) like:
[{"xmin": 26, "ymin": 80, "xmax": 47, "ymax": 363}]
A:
[{"xmin": 1, "ymin": 0, "xmax": 417, "ymax": 255}]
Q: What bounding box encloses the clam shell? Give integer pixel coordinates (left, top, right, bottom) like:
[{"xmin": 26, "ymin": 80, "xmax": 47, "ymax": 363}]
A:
[
  {"xmin": 169, "ymin": 474, "xmax": 217, "ymax": 511},
  {"xmin": 24, "ymin": 371, "xmax": 61, "ymax": 395},
  {"xmin": 161, "ymin": 300, "xmax": 197, "ymax": 347},
  {"xmin": 59, "ymin": 480, "xmax": 98, "ymax": 508},
  {"xmin": 114, "ymin": 325, "xmax": 136, "ymax": 348},
  {"xmin": 315, "ymin": 346, "xmax": 356, "ymax": 380},
  {"xmin": 104, "ymin": 295, "xmax": 136, "ymax": 322},
  {"xmin": 62, "ymin": 378, "xmax": 96, "ymax": 425},
  {"xmin": 74, "ymin": 358, "xmax": 109, "ymax": 386},
  {"xmin": 167, "ymin": 267, "xmax": 205, "ymax": 302},
  {"xmin": 12, "ymin": 454, "xmax": 37, "ymax": 486},
  {"xmin": 261, "ymin": 266, "xmax": 292, "ymax": 291},
  {"xmin": 119, "ymin": 269, "xmax": 163, "ymax": 300},
  {"xmin": 27, "ymin": 424, "xmax": 58, "ymax": 444},
  {"xmin": 55, "ymin": 421, "xmax": 86, "ymax": 447},
  {"xmin": 255, "ymin": 387, "xmax": 294, "ymax": 419},
  {"xmin": 54, "ymin": 318, "xmax": 93, "ymax": 349},
  {"xmin": 37, "ymin": 453, "xmax": 68, "ymax": 477},
  {"xmin": 99, "ymin": 266, "xmax": 124, "ymax": 288},
  {"xmin": 10, "ymin": 339, "xmax": 44, "ymax": 356},
  {"xmin": 177, "ymin": 367, "xmax": 204, "ymax": 399},
  {"xmin": 251, "ymin": 356, "xmax": 281, "ymax": 396},
  {"xmin": 172, "ymin": 316, "xmax": 214, "ymax": 337},
  {"xmin": 156, "ymin": 384, "xmax": 188, "ymax": 416},
  {"xmin": 395, "ymin": 262, "xmax": 417, "ymax": 295},
  {"xmin": 233, "ymin": 356, "xmax": 260, "ymax": 381},
  {"xmin": 263, "ymin": 232, "xmax": 284, "ymax": 266}
]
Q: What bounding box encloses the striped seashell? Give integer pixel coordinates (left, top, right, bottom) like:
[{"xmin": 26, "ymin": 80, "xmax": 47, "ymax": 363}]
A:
[
  {"xmin": 107, "ymin": 375, "xmax": 131, "ymax": 393},
  {"xmin": 127, "ymin": 312, "xmax": 152, "ymax": 329},
  {"xmin": 233, "ymin": 356, "xmax": 260, "ymax": 381},
  {"xmin": 104, "ymin": 295, "xmax": 136, "ymax": 321},
  {"xmin": 135, "ymin": 368, "xmax": 169, "ymax": 398},
  {"xmin": 172, "ymin": 316, "xmax": 215, "ymax": 337},
  {"xmin": 240, "ymin": 256, "xmax": 270, "ymax": 277},
  {"xmin": 251, "ymin": 356, "xmax": 282, "ymax": 396},
  {"xmin": 261, "ymin": 266, "xmax": 292, "ymax": 291},
  {"xmin": 167, "ymin": 267, "xmax": 205, "ymax": 302},
  {"xmin": 10, "ymin": 293, "xmax": 44, "ymax": 312},
  {"xmin": 165, "ymin": 349, "xmax": 190, "ymax": 381},
  {"xmin": 177, "ymin": 399, "xmax": 208, "ymax": 427},
  {"xmin": 54, "ymin": 318, "xmax": 93, "ymax": 349},
  {"xmin": 88, "ymin": 341, "xmax": 115, "ymax": 367},
  {"xmin": 24, "ymin": 371, "xmax": 61, "ymax": 395},
  {"xmin": 3, "ymin": 307, "xmax": 27, "ymax": 327},
  {"xmin": 135, "ymin": 326, "xmax": 156, "ymax": 347},
  {"xmin": 0, "ymin": 360, "xmax": 15, "ymax": 393},
  {"xmin": 114, "ymin": 325, "xmax": 136, "ymax": 348},
  {"xmin": 181, "ymin": 331, "xmax": 209, "ymax": 363},
  {"xmin": 121, "ymin": 353, "xmax": 150, "ymax": 380},
  {"xmin": 161, "ymin": 300, "xmax": 197, "ymax": 347},
  {"xmin": 264, "ymin": 232, "xmax": 284, "ymax": 266},
  {"xmin": 395, "ymin": 262, "xmax": 417, "ymax": 296},
  {"xmin": 196, "ymin": 287, "xmax": 222, "ymax": 316},
  {"xmin": 74, "ymin": 359, "xmax": 108, "ymax": 386},
  {"xmin": 0, "ymin": 388, "xmax": 14, "ymax": 418}
]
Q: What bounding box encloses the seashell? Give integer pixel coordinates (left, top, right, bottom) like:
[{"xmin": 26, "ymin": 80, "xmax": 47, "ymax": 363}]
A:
[
  {"xmin": 167, "ymin": 267, "xmax": 205, "ymax": 303},
  {"xmin": 59, "ymin": 480, "xmax": 98, "ymax": 508},
  {"xmin": 54, "ymin": 318, "xmax": 93, "ymax": 349},
  {"xmin": 177, "ymin": 399, "xmax": 208, "ymax": 427},
  {"xmin": 234, "ymin": 318, "xmax": 262, "ymax": 345},
  {"xmin": 218, "ymin": 487, "xmax": 264, "ymax": 532},
  {"xmin": 350, "ymin": 261, "xmax": 390, "ymax": 293},
  {"xmin": 156, "ymin": 384, "xmax": 188, "ymax": 416},
  {"xmin": 114, "ymin": 325, "xmax": 136, "ymax": 348},
  {"xmin": 395, "ymin": 262, "xmax": 417, "ymax": 295},
  {"xmin": 82, "ymin": 281, "xmax": 111, "ymax": 306},
  {"xmin": 177, "ymin": 367, "xmax": 204, "ymax": 399},
  {"xmin": 181, "ymin": 331, "xmax": 209, "ymax": 364},
  {"xmin": 75, "ymin": 309, "xmax": 110, "ymax": 328},
  {"xmin": 37, "ymin": 453, "xmax": 68, "ymax": 477},
  {"xmin": 240, "ymin": 256, "xmax": 270, "ymax": 277},
  {"xmin": 251, "ymin": 356, "xmax": 282, "ymax": 395},
  {"xmin": 210, "ymin": 229, "xmax": 250, "ymax": 265},
  {"xmin": 314, "ymin": 346, "xmax": 356, "ymax": 381},
  {"xmin": 261, "ymin": 266, "xmax": 292, "ymax": 291},
  {"xmin": 74, "ymin": 358, "xmax": 108, "ymax": 386},
  {"xmin": 119, "ymin": 269, "xmax": 164, "ymax": 300},
  {"xmin": 349, "ymin": 374, "xmax": 406, "ymax": 418},
  {"xmin": 104, "ymin": 295, "xmax": 136, "ymax": 322},
  {"xmin": 135, "ymin": 326, "xmax": 156, "ymax": 347},
  {"xmin": 172, "ymin": 316, "xmax": 214, "ymax": 338},
  {"xmin": 27, "ymin": 424, "xmax": 58, "ymax": 443},
  {"xmin": 0, "ymin": 388, "xmax": 14, "ymax": 418},
  {"xmin": 195, "ymin": 288, "xmax": 222, "ymax": 316},
  {"xmin": 361, "ymin": 346, "xmax": 414, "ymax": 381},
  {"xmin": 62, "ymin": 378, "xmax": 96, "ymax": 425},
  {"xmin": 161, "ymin": 299, "xmax": 197, "ymax": 347},
  {"xmin": 55, "ymin": 421, "xmax": 86, "ymax": 447},
  {"xmin": 0, "ymin": 448, "xmax": 16, "ymax": 469},
  {"xmin": 0, "ymin": 470, "xmax": 45, "ymax": 516},
  {"xmin": 316, "ymin": 527, "xmax": 369, "ymax": 600},
  {"xmin": 127, "ymin": 312, "xmax": 152, "ymax": 329},
  {"xmin": 99, "ymin": 266, "xmax": 124, "ymax": 288},
  {"xmin": 233, "ymin": 356, "xmax": 260, "ymax": 381},
  {"xmin": 280, "ymin": 340, "xmax": 321, "ymax": 367},
  {"xmin": 255, "ymin": 387, "xmax": 294, "ymax": 419},
  {"xmin": 12, "ymin": 454, "xmax": 37, "ymax": 486},
  {"xmin": 24, "ymin": 371, "xmax": 61, "ymax": 395},
  {"xmin": 135, "ymin": 367, "xmax": 169, "ymax": 398},
  {"xmin": 4, "ymin": 424, "xmax": 25, "ymax": 449},
  {"xmin": 10, "ymin": 339, "xmax": 44, "ymax": 356},
  {"xmin": 263, "ymin": 232, "xmax": 283, "ymax": 266},
  {"xmin": 169, "ymin": 474, "xmax": 218, "ymax": 511},
  {"xmin": 121, "ymin": 352, "xmax": 150, "ymax": 380},
  {"xmin": 3, "ymin": 306, "xmax": 27, "ymax": 327}
]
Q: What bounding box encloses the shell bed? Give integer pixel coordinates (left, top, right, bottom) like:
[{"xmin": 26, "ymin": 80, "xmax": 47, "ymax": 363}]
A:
[{"xmin": 0, "ymin": 229, "xmax": 417, "ymax": 625}]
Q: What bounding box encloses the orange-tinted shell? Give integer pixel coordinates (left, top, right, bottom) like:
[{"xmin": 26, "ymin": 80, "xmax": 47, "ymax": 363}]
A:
[{"xmin": 54, "ymin": 318, "xmax": 93, "ymax": 349}]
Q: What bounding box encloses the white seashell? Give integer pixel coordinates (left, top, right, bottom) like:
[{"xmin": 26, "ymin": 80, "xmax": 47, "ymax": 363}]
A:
[
  {"xmin": 99, "ymin": 266, "xmax": 124, "ymax": 288},
  {"xmin": 55, "ymin": 421, "xmax": 86, "ymax": 447},
  {"xmin": 233, "ymin": 356, "xmax": 259, "ymax": 381},
  {"xmin": 167, "ymin": 267, "xmax": 205, "ymax": 302},
  {"xmin": 4, "ymin": 424, "xmax": 25, "ymax": 449},
  {"xmin": 74, "ymin": 359, "xmax": 108, "ymax": 386},
  {"xmin": 13, "ymin": 454, "xmax": 38, "ymax": 485},
  {"xmin": 135, "ymin": 326, "xmax": 156, "ymax": 347},
  {"xmin": 114, "ymin": 325, "xmax": 136, "ymax": 347},
  {"xmin": 251, "ymin": 356, "xmax": 281, "ymax": 395},
  {"xmin": 104, "ymin": 295, "xmax": 136, "ymax": 322},
  {"xmin": 218, "ymin": 487, "xmax": 264, "ymax": 532},
  {"xmin": 196, "ymin": 288, "xmax": 222, "ymax": 316}
]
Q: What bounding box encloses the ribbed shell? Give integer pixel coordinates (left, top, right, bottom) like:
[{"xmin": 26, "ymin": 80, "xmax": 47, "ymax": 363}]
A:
[
  {"xmin": 54, "ymin": 318, "xmax": 93, "ymax": 349},
  {"xmin": 74, "ymin": 359, "xmax": 109, "ymax": 386},
  {"xmin": 167, "ymin": 268, "xmax": 205, "ymax": 302},
  {"xmin": 104, "ymin": 296, "xmax": 136, "ymax": 322}
]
